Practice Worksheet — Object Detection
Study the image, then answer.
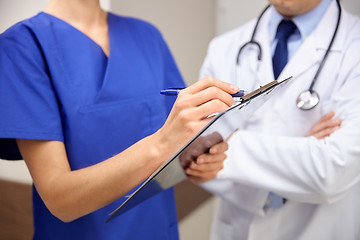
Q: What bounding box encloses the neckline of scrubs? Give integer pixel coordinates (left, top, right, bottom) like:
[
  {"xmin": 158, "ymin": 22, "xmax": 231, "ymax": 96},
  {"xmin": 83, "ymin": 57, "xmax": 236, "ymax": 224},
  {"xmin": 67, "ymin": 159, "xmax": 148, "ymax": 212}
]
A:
[
  {"xmin": 40, "ymin": 11, "xmax": 117, "ymax": 104},
  {"xmin": 40, "ymin": 11, "xmax": 111, "ymax": 60}
]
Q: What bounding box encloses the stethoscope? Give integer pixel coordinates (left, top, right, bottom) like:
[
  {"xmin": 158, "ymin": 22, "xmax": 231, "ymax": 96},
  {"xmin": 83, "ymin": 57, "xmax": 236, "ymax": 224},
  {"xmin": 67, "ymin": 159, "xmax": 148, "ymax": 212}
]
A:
[{"xmin": 236, "ymin": 0, "xmax": 341, "ymax": 110}]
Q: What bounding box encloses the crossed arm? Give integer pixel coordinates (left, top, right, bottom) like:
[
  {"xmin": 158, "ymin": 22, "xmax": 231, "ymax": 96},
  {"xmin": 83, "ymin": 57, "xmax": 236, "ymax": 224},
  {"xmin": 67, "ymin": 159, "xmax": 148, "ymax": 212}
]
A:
[{"xmin": 188, "ymin": 111, "xmax": 341, "ymax": 183}]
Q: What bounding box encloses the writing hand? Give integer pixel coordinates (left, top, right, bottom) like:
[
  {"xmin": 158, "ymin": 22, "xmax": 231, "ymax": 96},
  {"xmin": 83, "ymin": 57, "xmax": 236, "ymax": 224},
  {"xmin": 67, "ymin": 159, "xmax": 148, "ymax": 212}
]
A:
[{"xmin": 155, "ymin": 76, "xmax": 238, "ymax": 158}]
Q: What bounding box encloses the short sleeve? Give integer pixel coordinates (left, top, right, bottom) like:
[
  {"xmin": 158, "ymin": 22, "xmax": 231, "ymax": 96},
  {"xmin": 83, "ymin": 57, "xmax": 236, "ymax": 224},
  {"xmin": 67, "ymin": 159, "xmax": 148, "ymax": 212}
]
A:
[{"xmin": 0, "ymin": 23, "xmax": 63, "ymax": 160}]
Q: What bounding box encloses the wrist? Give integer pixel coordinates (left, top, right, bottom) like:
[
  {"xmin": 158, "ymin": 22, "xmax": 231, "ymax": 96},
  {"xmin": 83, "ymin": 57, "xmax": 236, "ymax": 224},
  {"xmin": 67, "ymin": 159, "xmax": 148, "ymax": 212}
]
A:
[{"xmin": 149, "ymin": 129, "xmax": 174, "ymax": 163}]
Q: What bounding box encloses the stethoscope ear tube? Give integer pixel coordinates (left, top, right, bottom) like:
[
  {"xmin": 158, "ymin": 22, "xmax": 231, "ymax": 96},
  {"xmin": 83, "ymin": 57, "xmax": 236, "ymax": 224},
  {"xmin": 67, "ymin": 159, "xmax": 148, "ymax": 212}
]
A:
[
  {"xmin": 236, "ymin": 41, "xmax": 262, "ymax": 65},
  {"xmin": 236, "ymin": 4, "xmax": 270, "ymax": 65}
]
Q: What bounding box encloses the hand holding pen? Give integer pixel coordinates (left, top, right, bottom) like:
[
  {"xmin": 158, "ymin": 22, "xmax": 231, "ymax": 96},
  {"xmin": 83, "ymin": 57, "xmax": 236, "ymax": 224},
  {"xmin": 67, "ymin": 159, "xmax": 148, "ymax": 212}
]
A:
[
  {"xmin": 156, "ymin": 76, "xmax": 239, "ymax": 183},
  {"xmin": 156, "ymin": 76, "xmax": 239, "ymax": 154}
]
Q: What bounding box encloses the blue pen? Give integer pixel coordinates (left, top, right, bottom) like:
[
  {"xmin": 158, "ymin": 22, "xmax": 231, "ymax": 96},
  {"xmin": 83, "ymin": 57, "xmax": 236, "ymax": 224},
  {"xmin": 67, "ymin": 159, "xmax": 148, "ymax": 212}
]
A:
[
  {"xmin": 160, "ymin": 87, "xmax": 185, "ymax": 96},
  {"xmin": 160, "ymin": 87, "xmax": 248, "ymax": 98}
]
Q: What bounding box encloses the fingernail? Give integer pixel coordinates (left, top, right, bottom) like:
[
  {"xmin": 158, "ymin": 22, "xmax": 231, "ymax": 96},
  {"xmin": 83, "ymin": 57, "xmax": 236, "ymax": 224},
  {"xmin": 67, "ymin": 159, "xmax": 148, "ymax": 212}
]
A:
[
  {"xmin": 210, "ymin": 148, "xmax": 217, "ymax": 154},
  {"xmin": 333, "ymin": 118, "xmax": 341, "ymax": 124},
  {"xmin": 197, "ymin": 157, "xmax": 204, "ymax": 163},
  {"xmin": 230, "ymin": 84, "xmax": 239, "ymax": 92}
]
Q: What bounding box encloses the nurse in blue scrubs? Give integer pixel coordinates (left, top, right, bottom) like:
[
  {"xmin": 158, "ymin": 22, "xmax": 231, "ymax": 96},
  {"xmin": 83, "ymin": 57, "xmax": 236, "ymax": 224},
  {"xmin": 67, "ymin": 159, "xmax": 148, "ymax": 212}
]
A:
[{"xmin": 0, "ymin": 0, "xmax": 239, "ymax": 239}]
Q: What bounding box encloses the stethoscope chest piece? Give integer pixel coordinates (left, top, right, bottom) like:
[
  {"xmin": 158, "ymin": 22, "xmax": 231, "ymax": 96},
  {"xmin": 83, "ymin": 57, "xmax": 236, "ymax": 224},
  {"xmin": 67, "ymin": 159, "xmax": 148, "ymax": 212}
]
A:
[{"xmin": 296, "ymin": 90, "xmax": 320, "ymax": 110}]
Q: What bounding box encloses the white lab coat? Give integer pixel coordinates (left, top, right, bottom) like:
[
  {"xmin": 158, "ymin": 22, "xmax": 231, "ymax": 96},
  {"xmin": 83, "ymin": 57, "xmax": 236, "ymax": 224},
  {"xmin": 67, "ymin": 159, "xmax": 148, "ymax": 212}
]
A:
[{"xmin": 200, "ymin": 1, "xmax": 360, "ymax": 240}]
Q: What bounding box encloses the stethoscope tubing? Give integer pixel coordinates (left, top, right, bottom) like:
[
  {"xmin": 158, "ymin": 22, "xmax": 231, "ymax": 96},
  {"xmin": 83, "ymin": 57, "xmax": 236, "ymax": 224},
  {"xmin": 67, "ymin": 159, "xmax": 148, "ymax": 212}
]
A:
[
  {"xmin": 236, "ymin": 0, "xmax": 342, "ymax": 110},
  {"xmin": 309, "ymin": 0, "xmax": 341, "ymax": 91},
  {"xmin": 236, "ymin": 5, "xmax": 270, "ymax": 64}
]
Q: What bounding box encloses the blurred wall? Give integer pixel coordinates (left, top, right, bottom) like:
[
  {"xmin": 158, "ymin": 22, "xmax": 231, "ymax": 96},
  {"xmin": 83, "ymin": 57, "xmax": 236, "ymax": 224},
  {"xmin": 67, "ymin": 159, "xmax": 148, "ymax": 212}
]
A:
[
  {"xmin": 110, "ymin": 0, "xmax": 216, "ymax": 86},
  {"xmin": 0, "ymin": 0, "xmax": 48, "ymax": 33}
]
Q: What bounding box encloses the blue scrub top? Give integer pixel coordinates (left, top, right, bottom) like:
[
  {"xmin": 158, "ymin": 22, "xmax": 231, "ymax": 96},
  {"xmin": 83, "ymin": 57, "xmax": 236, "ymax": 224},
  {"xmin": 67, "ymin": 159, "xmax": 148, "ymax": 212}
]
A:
[{"xmin": 0, "ymin": 12, "xmax": 185, "ymax": 240}]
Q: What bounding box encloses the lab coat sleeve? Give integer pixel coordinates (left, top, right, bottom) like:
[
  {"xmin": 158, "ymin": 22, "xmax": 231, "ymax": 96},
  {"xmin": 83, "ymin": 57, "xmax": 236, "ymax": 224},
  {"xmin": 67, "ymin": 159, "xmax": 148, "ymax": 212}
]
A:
[
  {"xmin": 218, "ymin": 41, "xmax": 360, "ymax": 204},
  {"xmin": 201, "ymin": 179, "xmax": 269, "ymax": 216}
]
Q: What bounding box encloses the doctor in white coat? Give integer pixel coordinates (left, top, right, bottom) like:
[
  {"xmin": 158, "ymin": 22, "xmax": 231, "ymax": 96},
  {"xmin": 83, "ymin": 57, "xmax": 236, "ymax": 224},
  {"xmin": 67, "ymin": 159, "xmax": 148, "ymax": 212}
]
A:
[{"xmin": 200, "ymin": 0, "xmax": 360, "ymax": 239}]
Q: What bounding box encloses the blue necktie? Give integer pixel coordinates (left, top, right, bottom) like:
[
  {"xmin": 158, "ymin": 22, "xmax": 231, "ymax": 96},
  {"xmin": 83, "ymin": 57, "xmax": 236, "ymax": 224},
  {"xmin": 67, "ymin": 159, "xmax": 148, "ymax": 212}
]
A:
[
  {"xmin": 265, "ymin": 20, "xmax": 296, "ymax": 209},
  {"xmin": 272, "ymin": 20, "xmax": 297, "ymax": 79},
  {"xmin": 265, "ymin": 192, "xmax": 285, "ymax": 209}
]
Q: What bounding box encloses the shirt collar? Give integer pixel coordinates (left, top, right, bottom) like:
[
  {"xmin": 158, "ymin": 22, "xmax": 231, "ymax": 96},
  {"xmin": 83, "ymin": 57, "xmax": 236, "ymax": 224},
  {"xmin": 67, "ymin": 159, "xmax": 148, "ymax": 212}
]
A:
[{"xmin": 268, "ymin": 0, "xmax": 332, "ymax": 41}]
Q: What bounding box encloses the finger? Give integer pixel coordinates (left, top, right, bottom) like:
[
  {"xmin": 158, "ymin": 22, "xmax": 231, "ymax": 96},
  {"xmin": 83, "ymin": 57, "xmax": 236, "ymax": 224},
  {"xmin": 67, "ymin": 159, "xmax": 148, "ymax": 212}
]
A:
[
  {"xmin": 320, "ymin": 118, "xmax": 341, "ymax": 129},
  {"xmin": 183, "ymin": 137, "xmax": 209, "ymax": 160},
  {"xmin": 195, "ymin": 99, "xmax": 232, "ymax": 119},
  {"xmin": 173, "ymin": 94, "xmax": 230, "ymax": 123},
  {"xmin": 186, "ymin": 168, "xmax": 218, "ymax": 181},
  {"xmin": 310, "ymin": 117, "xmax": 341, "ymax": 135},
  {"xmin": 311, "ymin": 120, "xmax": 328, "ymax": 134},
  {"xmin": 179, "ymin": 100, "xmax": 228, "ymax": 122},
  {"xmin": 319, "ymin": 111, "xmax": 335, "ymax": 121},
  {"xmin": 182, "ymin": 76, "xmax": 239, "ymax": 95},
  {"xmin": 332, "ymin": 126, "xmax": 341, "ymax": 133},
  {"xmin": 189, "ymin": 159, "xmax": 225, "ymax": 172},
  {"xmin": 203, "ymin": 132, "xmax": 224, "ymax": 149},
  {"xmin": 187, "ymin": 86, "xmax": 234, "ymax": 108},
  {"xmin": 308, "ymin": 112, "xmax": 335, "ymax": 134},
  {"xmin": 209, "ymin": 141, "xmax": 228, "ymax": 155},
  {"xmin": 312, "ymin": 128, "xmax": 331, "ymax": 139},
  {"xmin": 313, "ymin": 126, "xmax": 340, "ymax": 139},
  {"xmin": 196, "ymin": 152, "xmax": 227, "ymax": 165},
  {"xmin": 187, "ymin": 133, "xmax": 224, "ymax": 159}
]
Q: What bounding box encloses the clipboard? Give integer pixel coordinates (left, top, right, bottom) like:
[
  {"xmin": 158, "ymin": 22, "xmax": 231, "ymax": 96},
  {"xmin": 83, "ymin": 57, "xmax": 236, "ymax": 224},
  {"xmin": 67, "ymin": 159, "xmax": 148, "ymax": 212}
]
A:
[{"xmin": 106, "ymin": 77, "xmax": 292, "ymax": 222}]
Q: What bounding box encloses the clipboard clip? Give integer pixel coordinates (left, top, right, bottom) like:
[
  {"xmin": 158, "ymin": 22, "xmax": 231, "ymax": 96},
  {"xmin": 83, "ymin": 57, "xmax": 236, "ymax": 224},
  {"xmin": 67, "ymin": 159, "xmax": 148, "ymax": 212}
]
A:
[{"xmin": 240, "ymin": 76, "xmax": 292, "ymax": 101}]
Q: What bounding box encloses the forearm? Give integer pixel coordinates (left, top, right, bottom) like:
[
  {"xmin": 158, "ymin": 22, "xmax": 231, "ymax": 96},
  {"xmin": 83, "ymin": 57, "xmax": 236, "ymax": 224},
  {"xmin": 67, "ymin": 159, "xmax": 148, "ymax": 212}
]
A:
[
  {"xmin": 18, "ymin": 134, "xmax": 169, "ymax": 222},
  {"xmin": 222, "ymin": 126, "xmax": 360, "ymax": 204},
  {"xmin": 18, "ymin": 77, "xmax": 239, "ymax": 222}
]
